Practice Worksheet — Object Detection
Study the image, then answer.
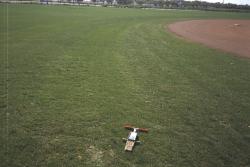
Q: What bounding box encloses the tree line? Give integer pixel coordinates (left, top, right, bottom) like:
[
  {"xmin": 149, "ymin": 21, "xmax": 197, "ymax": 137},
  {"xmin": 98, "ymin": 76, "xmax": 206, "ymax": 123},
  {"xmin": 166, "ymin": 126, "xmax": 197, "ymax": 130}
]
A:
[
  {"xmin": 6, "ymin": 0, "xmax": 250, "ymax": 11},
  {"xmin": 114, "ymin": 0, "xmax": 250, "ymax": 10},
  {"xmin": 76, "ymin": 0, "xmax": 250, "ymax": 11}
]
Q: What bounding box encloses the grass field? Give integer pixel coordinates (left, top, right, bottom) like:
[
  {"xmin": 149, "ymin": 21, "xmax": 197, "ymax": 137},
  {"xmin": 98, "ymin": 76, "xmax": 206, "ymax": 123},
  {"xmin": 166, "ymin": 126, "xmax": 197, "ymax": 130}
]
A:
[{"xmin": 1, "ymin": 4, "xmax": 250, "ymax": 167}]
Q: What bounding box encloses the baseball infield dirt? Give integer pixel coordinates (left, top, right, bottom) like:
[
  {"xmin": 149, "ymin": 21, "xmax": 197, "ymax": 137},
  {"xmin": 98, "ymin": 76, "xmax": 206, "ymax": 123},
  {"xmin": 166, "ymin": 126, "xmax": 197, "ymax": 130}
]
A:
[{"xmin": 168, "ymin": 20, "xmax": 250, "ymax": 58}]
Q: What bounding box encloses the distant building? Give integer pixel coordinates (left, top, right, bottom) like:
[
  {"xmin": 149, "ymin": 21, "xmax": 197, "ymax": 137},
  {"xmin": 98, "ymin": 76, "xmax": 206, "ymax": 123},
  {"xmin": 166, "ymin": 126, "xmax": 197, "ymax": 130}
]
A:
[
  {"xmin": 40, "ymin": 0, "xmax": 92, "ymax": 3},
  {"xmin": 176, "ymin": 0, "xmax": 184, "ymax": 7},
  {"xmin": 112, "ymin": 0, "xmax": 117, "ymax": 5}
]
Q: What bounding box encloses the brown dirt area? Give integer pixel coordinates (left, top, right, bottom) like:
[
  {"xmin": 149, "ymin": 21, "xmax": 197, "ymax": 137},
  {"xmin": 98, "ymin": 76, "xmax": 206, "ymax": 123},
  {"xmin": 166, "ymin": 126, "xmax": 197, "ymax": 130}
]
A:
[{"xmin": 168, "ymin": 19, "xmax": 250, "ymax": 58}]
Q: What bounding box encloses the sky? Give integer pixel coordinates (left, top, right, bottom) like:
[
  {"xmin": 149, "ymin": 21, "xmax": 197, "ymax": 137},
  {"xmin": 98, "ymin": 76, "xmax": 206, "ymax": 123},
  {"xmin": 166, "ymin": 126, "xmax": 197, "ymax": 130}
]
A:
[{"xmin": 187, "ymin": 0, "xmax": 250, "ymax": 5}]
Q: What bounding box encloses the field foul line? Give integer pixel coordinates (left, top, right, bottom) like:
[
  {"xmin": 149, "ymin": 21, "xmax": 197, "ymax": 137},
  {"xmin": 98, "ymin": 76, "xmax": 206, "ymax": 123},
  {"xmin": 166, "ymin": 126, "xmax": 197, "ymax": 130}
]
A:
[{"xmin": 5, "ymin": 2, "xmax": 9, "ymax": 165}]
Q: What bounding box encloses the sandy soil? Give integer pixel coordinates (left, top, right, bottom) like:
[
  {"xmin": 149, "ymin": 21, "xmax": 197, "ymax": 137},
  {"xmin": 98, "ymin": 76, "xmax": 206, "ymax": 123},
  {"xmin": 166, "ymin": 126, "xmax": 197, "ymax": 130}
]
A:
[{"xmin": 168, "ymin": 19, "xmax": 250, "ymax": 58}]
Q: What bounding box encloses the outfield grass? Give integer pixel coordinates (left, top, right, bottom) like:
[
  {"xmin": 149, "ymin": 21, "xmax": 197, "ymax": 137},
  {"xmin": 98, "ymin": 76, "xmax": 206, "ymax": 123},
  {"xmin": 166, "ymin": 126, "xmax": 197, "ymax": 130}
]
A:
[{"xmin": 1, "ymin": 4, "xmax": 250, "ymax": 167}]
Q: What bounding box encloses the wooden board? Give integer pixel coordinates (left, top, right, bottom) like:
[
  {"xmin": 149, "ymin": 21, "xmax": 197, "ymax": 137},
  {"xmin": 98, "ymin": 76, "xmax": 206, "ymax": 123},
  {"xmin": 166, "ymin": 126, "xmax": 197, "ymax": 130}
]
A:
[{"xmin": 124, "ymin": 140, "xmax": 135, "ymax": 151}]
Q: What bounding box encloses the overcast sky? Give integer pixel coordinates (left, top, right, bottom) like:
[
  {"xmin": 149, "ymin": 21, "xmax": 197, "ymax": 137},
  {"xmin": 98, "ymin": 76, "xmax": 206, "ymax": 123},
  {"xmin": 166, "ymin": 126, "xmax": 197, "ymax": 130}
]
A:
[{"xmin": 187, "ymin": 0, "xmax": 250, "ymax": 5}]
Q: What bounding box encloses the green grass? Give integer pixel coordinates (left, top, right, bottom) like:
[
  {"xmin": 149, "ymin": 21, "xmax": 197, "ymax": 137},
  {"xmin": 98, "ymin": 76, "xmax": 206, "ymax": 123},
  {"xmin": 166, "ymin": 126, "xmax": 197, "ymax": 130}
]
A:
[{"xmin": 1, "ymin": 4, "xmax": 250, "ymax": 167}]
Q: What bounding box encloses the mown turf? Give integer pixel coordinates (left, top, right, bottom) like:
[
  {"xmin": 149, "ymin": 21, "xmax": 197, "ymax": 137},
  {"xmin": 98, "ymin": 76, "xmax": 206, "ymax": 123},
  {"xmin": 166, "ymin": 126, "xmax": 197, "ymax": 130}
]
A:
[{"xmin": 0, "ymin": 4, "xmax": 250, "ymax": 167}]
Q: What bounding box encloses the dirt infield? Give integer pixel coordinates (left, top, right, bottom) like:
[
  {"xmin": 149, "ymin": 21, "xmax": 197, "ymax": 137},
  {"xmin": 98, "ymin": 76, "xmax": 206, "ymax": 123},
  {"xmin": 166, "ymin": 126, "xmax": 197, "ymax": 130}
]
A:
[{"xmin": 168, "ymin": 20, "xmax": 250, "ymax": 58}]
